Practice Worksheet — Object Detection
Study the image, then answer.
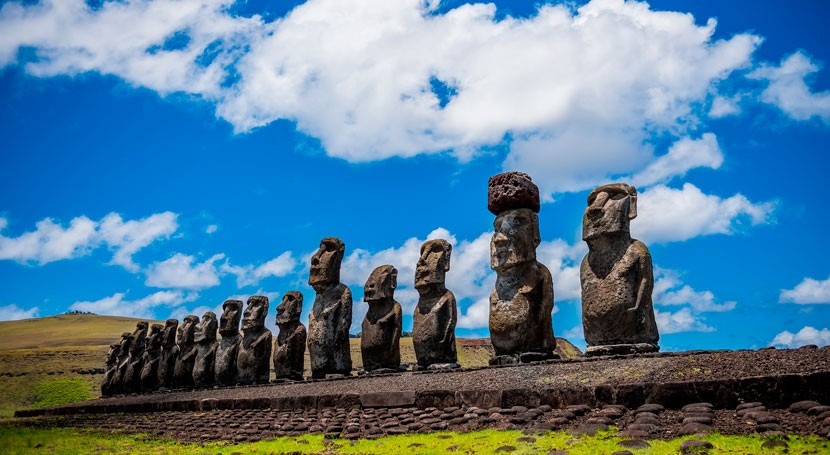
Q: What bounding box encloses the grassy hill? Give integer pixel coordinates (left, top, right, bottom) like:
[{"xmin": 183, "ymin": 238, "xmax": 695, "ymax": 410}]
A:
[{"xmin": 0, "ymin": 314, "xmax": 580, "ymax": 418}]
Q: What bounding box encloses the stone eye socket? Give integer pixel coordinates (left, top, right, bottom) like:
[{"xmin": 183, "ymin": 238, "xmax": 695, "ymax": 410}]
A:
[{"xmin": 610, "ymin": 192, "xmax": 625, "ymax": 200}]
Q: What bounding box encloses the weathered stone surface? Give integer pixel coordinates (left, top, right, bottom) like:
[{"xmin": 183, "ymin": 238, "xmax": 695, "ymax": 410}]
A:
[
  {"xmin": 581, "ymin": 183, "xmax": 659, "ymax": 356},
  {"xmin": 361, "ymin": 265, "xmax": 402, "ymax": 372},
  {"xmin": 173, "ymin": 315, "xmax": 199, "ymax": 388},
  {"xmin": 101, "ymin": 342, "xmax": 121, "ymax": 396},
  {"xmin": 157, "ymin": 319, "xmax": 179, "ymax": 389},
  {"xmin": 123, "ymin": 321, "xmax": 148, "ymax": 393},
  {"xmin": 360, "ymin": 391, "xmax": 417, "ymax": 408},
  {"xmin": 789, "ymin": 400, "xmax": 822, "ymax": 413},
  {"xmin": 139, "ymin": 323, "xmax": 163, "ymax": 392},
  {"xmin": 488, "ymin": 172, "xmax": 556, "ymax": 362},
  {"xmin": 413, "ymin": 239, "xmax": 458, "ymax": 368},
  {"xmin": 236, "ymin": 296, "xmax": 272, "ymax": 384},
  {"xmin": 273, "ymin": 291, "xmax": 307, "ymax": 381},
  {"xmin": 192, "ymin": 311, "xmax": 218, "ymax": 387},
  {"xmin": 488, "ymin": 171, "xmax": 540, "ymax": 215},
  {"xmin": 307, "ymin": 237, "xmax": 353, "ymax": 379},
  {"xmin": 215, "ymin": 300, "xmax": 242, "ymax": 386}
]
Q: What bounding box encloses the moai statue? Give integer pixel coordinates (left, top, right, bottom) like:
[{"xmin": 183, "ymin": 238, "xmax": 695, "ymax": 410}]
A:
[
  {"xmin": 111, "ymin": 332, "xmax": 132, "ymax": 395},
  {"xmin": 192, "ymin": 311, "xmax": 219, "ymax": 387},
  {"xmin": 236, "ymin": 296, "xmax": 272, "ymax": 384},
  {"xmin": 581, "ymin": 183, "xmax": 659, "ymax": 356},
  {"xmin": 101, "ymin": 343, "xmax": 120, "ymax": 397},
  {"xmin": 307, "ymin": 237, "xmax": 353, "ymax": 379},
  {"xmin": 139, "ymin": 324, "xmax": 163, "ymax": 392},
  {"xmin": 272, "ymin": 291, "xmax": 307, "ymax": 381},
  {"xmin": 361, "ymin": 265, "xmax": 403, "ymax": 373},
  {"xmin": 488, "ymin": 172, "xmax": 558, "ymax": 365},
  {"xmin": 215, "ymin": 300, "xmax": 243, "ymax": 386},
  {"xmin": 172, "ymin": 315, "xmax": 199, "ymax": 388},
  {"xmin": 413, "ymin": 239, "xmax": 458, "ymax": 369},
  {"xmin": 157, "ymin": 319, "xmax": 179, "ymax": 389},
  {"xmin": 123, "ymin": 321, "xmax": 148, "ymax": 393}
]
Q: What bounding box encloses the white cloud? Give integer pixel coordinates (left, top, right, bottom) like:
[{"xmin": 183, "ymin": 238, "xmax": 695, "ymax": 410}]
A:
[
  {"xmin": 708, "ymin": 95, "xmax": 741, "ymax": 118},
  {"xmin": 98, "ymin": 212, "xmax": 178, "ymax": 272},
  {"xmin": 69, "ymin": 290, "xmax": 198, "ymax": 319},
  {"xmin": 0, "ymin": 215, "xmax": 98, "ymax": 264},
  {"xmin": 145, "ymin": 253, "xmax": 225, "ymax": 289},
  {"xmin": 653, "ymin": 268, "xmax": 736, "ymax": 312},
  {"xmin": 655, "ymin": 307, "xmax": 715, "ymax": 335},
  {"xmin": 779, "ymin": 276, "xmax": 830, "ymax": 304},
  {"xmin": 0, "ymin": 303, "xmax": 40, "ymax": 321},
  {"xmin": 0, "ymin": 0, "xmax": 771, "ymax": 195},
  {"xmin": 770, "ymin": 326, "xmax": 830, "ymax": 348},
  {"xmin": 631, "ymin": 183, "xmax": 775, "ymax": 244},
  {"xmin": 205, "ymin": 224, "xmax": 218, "ymax": 234},
  {"xmin": 221, "ymin": 251, "xmax": 297, "ymax": 287},
  {"xmin": 630, "ymin": 133, "xmax": 723, "ymax": 187},
  {"xmin": 0, "ymin": 212, "xmax": 178, "ymax": 268},
  {"xmin": 749, "ymin": 51, "xmax": 830, "ymax": 123}
]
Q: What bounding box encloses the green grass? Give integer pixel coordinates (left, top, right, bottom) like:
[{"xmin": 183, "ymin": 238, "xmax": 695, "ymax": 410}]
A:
[
  {"xmin": 0, "ymin": 426, "xmax": 827, "ymax": 455},
  {"xmin": 29, "ymin": 378, "xmax": 92, "ymax": 408}
]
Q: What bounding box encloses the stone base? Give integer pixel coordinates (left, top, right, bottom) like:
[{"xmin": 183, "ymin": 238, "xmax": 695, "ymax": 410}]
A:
[
  {"xmin": 585, "ymin": 343, "xmax": 659, "ymax": 357},
  {"xmin": 271, "ymin": 376, "xmax": 302, "ymax": 384},
  {"xmin": 489, "ymin": 351, "xmax": 559, "ymax": 366},
  {"xmin": 412, "ymin": 363, "xmax": 461, "ymax": 372}
]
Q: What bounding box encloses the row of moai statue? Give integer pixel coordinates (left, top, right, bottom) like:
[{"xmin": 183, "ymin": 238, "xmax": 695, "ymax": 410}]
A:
[{"xmin": 102, "ymin": 172, "xmax": 659, "ymax": 394}]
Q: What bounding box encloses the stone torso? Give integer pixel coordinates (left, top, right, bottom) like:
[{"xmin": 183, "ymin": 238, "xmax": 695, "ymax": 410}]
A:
[
  {"xmin": 412, "ymin": 290, "xmax": 457, "ymax": 367},
  {"xmin": 173, "ymin": 345, "xmax": 197, "ymax": 388},
  {"xmin": 139, "ymin": 352, "xmax": 159, "ymax": 391},
  {"xmin": 307, "ymin": 284, "xmax": 353, "ymax": 377},
  {"xmin": 157, "ymin": 345, "xmax": 178, "ymax": 388},
  {"xmin": 489, "ymin": 261, "xmax": 555, "ymax": 356},
  {"xmin": 360, "ymin": 300, "xmax": 402, "ymax": 371},
  {"xmin": 236, "ymin": 328, "xmax": 272, "ymax": 384},
  {"xmin": 214, "ymin": 335, "xmax": 240, "ymax": 385},
  {"xmin": 273, "ymin": 322, "xmax": 307, "ymax": 380},
  {"xmin": 192, "ymin": 341, "xmax": 218, "ymax": 387},
  {"xmin": 581, "ymin": 239, "xmax": 658, "ymax": 346}
]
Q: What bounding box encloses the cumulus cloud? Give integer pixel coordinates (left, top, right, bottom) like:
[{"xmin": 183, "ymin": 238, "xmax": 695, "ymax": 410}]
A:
[
  {"xmin": 708, "ymin": 95, "xmax": 741, "ymax": 118},
  {"xmin": 98, "ymin": 212, "xmax": 178, "ymax": 272},
  {"xmin": 0, "ymin": 303, "xmax": 40, "ymax": 321},
  {"xmin": 69, "ymin": 290, "xmax": 198, "ymax": 319},
  {"xmin": 0, "ymin": 212, "xmax": 177, "ymax": 268},
  {"xmin": 770, "ymin": 326, "xmax": 830, "ymax": 348},
  {"xmin": 655, "ymin": 307, "xmax": 715, "ymax": 335},
  {"xmin": 779, "ymin": 275, "xmax": 830, "ymax": 304},
  {"xmin": 221, "ymin": 251, "xmax": 297, "ymax": 287},
  {"xmin": 653, "ymin": 268, "xmax": 736, "ymax": 312},
  {"xmin": 145, "ymin": 253, "xmax": 225, "ymax": 289},
  {"xmin": 630, "ymin": 134, "xmax": 723, "ymax": 187},
  {"xmin": 631, "ymin": 183, "xmax": 775, "ymax": 244},
  {"xmin": 0, "ymin": 0, "xmax": 781, "ymax": 195},
  {"xmin": 205, "ymin": 224, "xmax": 218, "ymax": 234},
  {"xmin": 749, "ymin": 51, "xmax": 830, "ymax": 123}
]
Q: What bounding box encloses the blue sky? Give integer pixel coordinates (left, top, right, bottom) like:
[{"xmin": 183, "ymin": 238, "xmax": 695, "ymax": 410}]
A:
[{"xmin": 1, "ymin": 0, "xmax": 829, "ymax": 352}]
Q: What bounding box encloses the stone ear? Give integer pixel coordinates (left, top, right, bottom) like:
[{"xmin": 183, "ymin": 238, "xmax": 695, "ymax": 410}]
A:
[
  {"xmin": 443, "ymin": 244, "xmax": 452, "ymax": 272},
  {"xmin": 390, "ymin": 269, "xmax": 398, "ymax": 290},
  {"xmin": 628, "ymin": 187, "xmax": 638, "ymax": 220},
  {"xmin": 531, "ymin": 212, "xmax": 541, "ymax": 247}
]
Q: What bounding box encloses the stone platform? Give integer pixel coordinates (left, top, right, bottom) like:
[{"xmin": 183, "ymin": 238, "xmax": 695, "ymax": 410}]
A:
[{"xmin": 15, "ymin": 347, "xmax": 830, "ymax": 419}]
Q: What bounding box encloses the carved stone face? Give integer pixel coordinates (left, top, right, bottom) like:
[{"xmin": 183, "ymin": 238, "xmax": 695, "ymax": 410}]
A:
[
  {"xmin": 129, "ymin": 323, "xmax": 148, "ymax": 356},
  {"xmin": 179, "ymin": 315, "xmax": 198, "ymax": 346},
  {"xmin": 219, "ymin": 300, "xmax": 242, "ymax": 336},
  {"xmin": 364, "ymin": 265, "xmax": 397, "ymax": 303},
  {"xmin": 145, "ymin": 324, "xmax": 163, "ymax": 353},
  {"xmin": 118, "ymin": 332, "xmax": 132, "ymax": 355},
  {"xmin": 193, "ymin": 312, "xmax": 218, "ymax": 344},
  {"xmin": 242, "ymin": 296, "xmax": 268, "ymax": 330},
  {"xmin": 415, "ymin": 239, "xmax": 451, "ymax": 289},
  {"xmin": 309, "ymin": 237, "xmax": 345, "ymax": 289},
  {"xmin": 491, "ymin": 208, "xmax": 540, "ymax": 271},
  {"xmin": 161, "ymin": 319, "xmax": 178, "ymax": 347},
  {"xmin": 276, "ymin": 291, "xmax": 303, "ymax": 325},
  {"xmin": 582, "ymin": 183, "xmax": 637, "ymax": 241},
  {"xmin": 106, "ymin": 343, "xmax": 120, "ymax": 364}
]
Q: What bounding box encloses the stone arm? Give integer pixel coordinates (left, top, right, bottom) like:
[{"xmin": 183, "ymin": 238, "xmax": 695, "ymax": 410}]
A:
[
  {"xmin": 441, "ymin": 291, "xmax": 458, "ymax": 346},
  {"xmin": 336, "ymin": 286, "xmax": 353, "ymax": 343},
  {"xmin": 252, "ymin": 331, "xmax": 272, "ymax": 350},
  {"xmin": 628, "ymin": 241, "xmax": 654, "ymax": 313},
  {"xmin": 392, "ymin": 302, "xmax": 402, "ymax": 342},
  {"xmin": 540, "ymin": 262, "xmax": 554, "ymax": 315},
  {"xmin": 179, "ymin": 345, "xmax": 198, "ymax": 362}
]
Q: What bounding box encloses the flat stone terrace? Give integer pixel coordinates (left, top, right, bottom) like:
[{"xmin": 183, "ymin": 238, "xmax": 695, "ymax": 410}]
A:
[{"xmin": 15, "ymin": 347, "xmax": 830, "ymax": 418}]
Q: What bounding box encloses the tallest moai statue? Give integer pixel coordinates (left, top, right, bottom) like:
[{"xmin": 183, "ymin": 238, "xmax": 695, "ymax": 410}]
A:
[
  {"xmin": 487, "ymin": 171, "xmax": 558, "ymax": 365},
  {"xmin": 581, "ymin": 183, "xmax": 659, "ymax": 356}
]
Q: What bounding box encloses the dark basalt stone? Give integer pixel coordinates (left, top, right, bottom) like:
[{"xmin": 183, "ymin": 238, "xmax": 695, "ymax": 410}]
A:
[
  {"xmin": 487, "ymin": 171, "xmax": 540, "ymax": 215},
  {"xmin": 236, "ymin": 296, "xmax": 272, "ymax": 385},
  {"xmin": 361, "ymin": 265, "xmax": 402, "ymax": 372},
  {"xmin": 192, "ymin": 311, "xmax": 218, "ymax": 387},
  {"xmin": 157, "ymin": 319, "xmax": 179, "ymax": 389},
  {"xmin": 173, "ymin": 315, "xmax": 199, "ymax": 388},
  {"xmin": 214, "ymin": 300, "xmax": 242, "ymax": 386},
  {"xmin": 413, "ymin": 239, "xmax": 458, "ymax": 369},
  {"xmin": 139, "ymin": 323, "xmax": 163, "ymax": 392},
  {"xmin": 273, "ymin": 291, "xmax": 307, "ymax": 381}
]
